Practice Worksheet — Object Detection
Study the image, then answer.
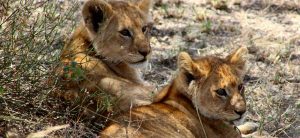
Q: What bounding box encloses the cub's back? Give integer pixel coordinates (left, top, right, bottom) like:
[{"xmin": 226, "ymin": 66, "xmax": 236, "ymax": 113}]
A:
[{"xmin": 100, "ymin": 103, "xmax": 199, "ymax": 138}]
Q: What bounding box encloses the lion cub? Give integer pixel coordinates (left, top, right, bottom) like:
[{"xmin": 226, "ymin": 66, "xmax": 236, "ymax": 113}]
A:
[
  {"xmin": 101, "ymin": 47, "xmax": 248, "ymax": 138},
  {"xmin": 55, "ymin": 0, "xmax": 154, "ymax": 112}
]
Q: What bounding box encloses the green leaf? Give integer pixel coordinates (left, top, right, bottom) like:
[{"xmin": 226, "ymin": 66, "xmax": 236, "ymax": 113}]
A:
[
  {"xmin": 201, "ymin": 20, "xmax": 212, "ymax": 33},
  {"xmin": 0, "ymin": 86, "xmax": 4, "ymax": 95},
  {"xmin": 71, "ymin": 67, "xmax": 84, "ymax": 81},
  {"xmin": 63, "ymin": 66, "xmax": 70, "ymax": 72},
  {"xmin": 296, "ymin": 100, "xmax": 300, "ymax": 109},
  {"xmin": 71, "ymin": 61, "xmax": 77, "ymax": 67}
]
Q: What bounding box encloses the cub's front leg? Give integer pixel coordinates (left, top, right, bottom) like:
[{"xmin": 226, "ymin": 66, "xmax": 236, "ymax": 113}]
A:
[{"xmin": 96, "ymin": 77, "xmax": 155, "ymax": 111}]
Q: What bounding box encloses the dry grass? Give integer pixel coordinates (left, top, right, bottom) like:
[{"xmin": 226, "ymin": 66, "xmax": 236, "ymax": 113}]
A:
[{"xmin": 0, "ymin": 0, "xmax": 299, "ymax": 137}]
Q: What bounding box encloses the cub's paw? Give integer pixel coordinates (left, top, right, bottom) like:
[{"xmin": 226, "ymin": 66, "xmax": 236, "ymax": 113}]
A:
[{"xmin": 237, "ymin": 122, "xmax": 259, "ymax": 135}]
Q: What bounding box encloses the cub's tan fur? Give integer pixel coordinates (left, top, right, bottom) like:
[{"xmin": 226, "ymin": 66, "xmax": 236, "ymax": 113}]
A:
[
  {"xmin": 55, "ymin": 0, "xmax": 154, "ymax": 112},
  {"xmin": 101, "ymin": 47, "xmax": 248, "ymax": 138}
]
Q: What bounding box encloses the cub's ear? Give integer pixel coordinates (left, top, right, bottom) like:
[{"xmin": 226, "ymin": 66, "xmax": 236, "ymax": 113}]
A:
[
  {"xmin": 137, "ymin": 0, "xmax": 152, "ymax": 14},
  {"xmin": 226, "ymin": 46, "xmax": 248, "ymax": 70},
  {"xmin": 82, "ymin": 0, "xmax": 113, "ymax": 35},
  {"xmin": 178, "ymin": 52, "xmax": 209, "ymax": 82}
]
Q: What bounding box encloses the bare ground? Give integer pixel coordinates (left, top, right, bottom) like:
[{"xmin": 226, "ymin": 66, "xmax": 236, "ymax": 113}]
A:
[{"xmin": 0, "ymin": 0, "xmax": 299, "ymax": 137}]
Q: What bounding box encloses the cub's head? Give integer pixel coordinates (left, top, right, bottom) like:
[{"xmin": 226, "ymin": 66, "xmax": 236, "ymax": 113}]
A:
[
  {"xmin": 82, "ymin": 0, "xmax": 152, "ymax": 65},
  {"xmin": 177, "ymin": 47, "xmax": 248, "ymax": 123}
]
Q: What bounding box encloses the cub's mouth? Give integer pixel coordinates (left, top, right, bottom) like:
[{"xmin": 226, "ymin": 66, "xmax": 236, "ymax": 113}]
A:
[
  {"xmin": 128, "ymin": 55, "xmax": 148, "ymax": 64},
  {"xmin": 230, "ymin": 116, "xmax": 245, "ymax": 126},
  {"xmin": 132, "ymin": 58, "xmax": 147, "ymax": 64},
  {"xmin": 129, "ymin": 58, "xmax": 148, "ymax": 68}
]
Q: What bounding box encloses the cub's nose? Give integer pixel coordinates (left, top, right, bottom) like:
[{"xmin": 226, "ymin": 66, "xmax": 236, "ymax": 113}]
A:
[
  {"xmin": 138, "ymin": 49, "xmax": 150, "ymax": 57},
  {"xmin": 234, "ymin": 110, "xmax": 246, "ymax": 116}
]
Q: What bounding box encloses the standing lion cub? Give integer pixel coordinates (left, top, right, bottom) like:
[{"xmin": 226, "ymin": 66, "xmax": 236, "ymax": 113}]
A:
[
  {"xmin": 55, "ymin": 0, "xmax": 154, "ymax": 112},
  {"xmin": 101, "ymin": 47, "xmax": 248, "ymax": 138}
]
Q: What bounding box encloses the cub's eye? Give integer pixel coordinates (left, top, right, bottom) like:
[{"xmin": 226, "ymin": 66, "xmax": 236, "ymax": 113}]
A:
[
  {"xmin": 119, "ymin": 29, "xmax": 131, "ymax": 37},
  {"xmin": 238, "ymin": 84, "xmax": 244, "ymax": 93},
  {"xmin": 215, "ymin": 89, "xmax": 227, "ymax": 97},
  {"xmin": 142, "ymin": 26, "xmax": 148, "ymax": 33}
]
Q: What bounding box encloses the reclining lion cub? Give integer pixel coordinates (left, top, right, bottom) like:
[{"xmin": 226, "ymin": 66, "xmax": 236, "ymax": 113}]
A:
[
  {"xmin": 101, "ymin": 47, "xmax": 248, "ymax": 138},
  {"xmin": 55, "ymin": 0, "xmax": 154, "ymax": 112}
]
